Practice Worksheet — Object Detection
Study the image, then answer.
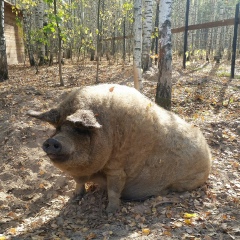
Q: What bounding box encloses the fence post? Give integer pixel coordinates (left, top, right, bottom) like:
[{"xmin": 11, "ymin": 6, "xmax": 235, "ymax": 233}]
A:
[
  {"xmin": 123, "ymin": 17, "xmax": 126, "ymax": 61},
  {"xmin": 231, "ymin": 3, "xmax": 239, "ymax": 79},
  {"xmin": 155, "ymin": 2, "xmax": 159, "ymax": 65},
  {"xmin": 183, "ymin": 0, "xmax": 190, "ymax": 69}
]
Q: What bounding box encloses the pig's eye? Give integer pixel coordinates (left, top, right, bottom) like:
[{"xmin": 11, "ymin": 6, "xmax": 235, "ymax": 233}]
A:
[
  {"xmin": 74, "ymin": 127, "xmax": 90, "ymax": 135},
  {"xmin": 56, "ymin": 126, "xmax": 61, "ymax": 131},
  {"xmin": 50, "ymin": 126, "xmax": 61, "ymax": 138}
]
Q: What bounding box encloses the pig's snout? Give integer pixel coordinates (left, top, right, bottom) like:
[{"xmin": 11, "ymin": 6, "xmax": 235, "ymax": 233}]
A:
[
  {"xmin": 42, "ymin": 138, "xmax": 62, "ymax": 155},
  {"xmin": 42, "ymin": 136, "xmax": 73, "ymax": 162}
]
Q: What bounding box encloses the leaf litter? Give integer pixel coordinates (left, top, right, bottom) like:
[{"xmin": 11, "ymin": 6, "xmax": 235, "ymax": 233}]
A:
[{"xmin": 0, "ymin": 58, "xmax": 239, "ymax": 239}]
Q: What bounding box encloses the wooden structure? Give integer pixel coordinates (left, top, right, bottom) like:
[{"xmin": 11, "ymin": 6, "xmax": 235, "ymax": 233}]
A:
[{"xmin": 4, "ymin": 0, "xmax": 24, "ymax": 65}]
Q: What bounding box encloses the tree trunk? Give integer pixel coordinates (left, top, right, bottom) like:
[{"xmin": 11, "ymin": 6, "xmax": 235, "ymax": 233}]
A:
[
  {"xmin": 53, "ymin": 0, "xmax": 64, "ymax": 86},
  {"xmin": 0, "ymin": 0, "xmax": 8, "ymax": 81},
  {"xmin": 183, "ymin": 0, "xmax": 190, "ymax": 68},
  {"xmin": 22, "ymin": 9, "xmax": 35, "ymax": 66},
  {"xmin": 155, "ymin": 0, "xmax": 172, "ymax": 110},
  {"xmin": 215, "ymin": 5, "xmax": 224, "ymax": 63},
  {"xmin": 35, "ymin": 0, "xmax": 45, "ymax": 65},
  {"xmin": 90, "ymin": 49, "xmax": 94, "ymax": 61},
  {"xmin": 142, "ymin": 0, "xmax": 153, "ymax": 72},
  {"xmin": 111, "ymin": 20, "xmax": 116, "ymax": 56},
  {"xmin": 133, "ymin": 0, "xmax": 142, "ymax": 91},
  {"xmin": 150, "ymin": 1, "xmax": 159, "ymax": 67},
  {"xmin": 96, "ymin": 0, "xmax": 102, "ymax": 83},
  {"xmin": 122, "ymin": 17, "xmax": 126, "ymax": 62}
]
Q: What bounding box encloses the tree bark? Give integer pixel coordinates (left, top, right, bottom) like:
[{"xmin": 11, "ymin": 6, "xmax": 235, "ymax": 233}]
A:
[
  {"xmin": 22, "ymin": 9, "xmax": 35, "ymax": 66},
  {"xmin": 122, "ymin": 17, "xmax": 126, "ymax": 62},
  {"xmin": 150, "ymin": 1, "xmax": 159, "ymax": 67},
  {"xmin": 96, "ymin": 0, "xmax": 102, "ymax": 83},
  {"xmin": 215, "ymin": 4, "xmax": 224, "ymax": 63},
  {"xmin": 53, "ymin": 0, "xmax": 64, "ymax": 86},
  {"xmin": 133, "ymin": 0, "xmax": 142, "ymax": 90},
  {"xmin": 35, "ymin": 0, "xmax": 45, "ymax": 65},
  {"xmin": 142, "ymin": 0, "xmax": 153, "ymax": 72},
  {"xmin": 155, "ymin": 0, "xmax": 172, "ymax": 110},
  {"xmin": 0, "ymin": 0, "xmax": 8, "ymax": 81}
]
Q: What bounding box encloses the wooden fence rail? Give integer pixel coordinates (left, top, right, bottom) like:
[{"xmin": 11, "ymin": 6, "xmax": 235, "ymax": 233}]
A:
[
  {"xmin": 172, "ymin": 18, "xmax": 235, "ymax": 33},
  {"xmin": 102, "ymin": 18, "xmax": 236, "ymax": 42}
]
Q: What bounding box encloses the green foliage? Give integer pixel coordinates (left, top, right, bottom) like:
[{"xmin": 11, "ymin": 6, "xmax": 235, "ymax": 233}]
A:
[
  {"xmin": 44, "ymin": 0, "xmax": 53, "ymax": 3},
  {"xmin": 151, "ymin": 27, "xmax": 158, "ymax": 39},
  {"xmin": 16, "ymin": 0, "xmax": 135, "ymax": 60},
  {"xmin": 122, "ymin": 1, "xmax": 133, "ymax": 23},
  {"xmin": 43, "ymin": 23, "xmax": 55, "ymax": 34},
  {"xmin": 12, "ymin": 6, "xmax": 22, "ymax": 27},
  {"xmin": 123, "ymin": 1, "xmax": 133, "ymax": 13}
]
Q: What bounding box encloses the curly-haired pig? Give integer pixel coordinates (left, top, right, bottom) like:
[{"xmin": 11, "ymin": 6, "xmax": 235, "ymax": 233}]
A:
[{"xmin": 27, "ymin": 84, "xmax": 211, "ymax": 213}]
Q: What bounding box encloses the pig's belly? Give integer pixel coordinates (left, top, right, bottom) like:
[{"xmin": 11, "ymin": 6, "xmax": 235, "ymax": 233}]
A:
[
  {"xmin": 121, "ymin": 168, "xmax": 169, "ymax": 200},
  {"xmin": 121, "ymin": 180, "xmax": 167, "ymax": 200},
  {"xmin": 121, "ymin": 158, "xmax": 209, "ymax": 200}
]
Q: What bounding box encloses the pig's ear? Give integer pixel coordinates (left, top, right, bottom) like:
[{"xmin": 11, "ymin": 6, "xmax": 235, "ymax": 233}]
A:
[
  {"xmin": 66, "ymin": 110, "xmax": 102, "ymax": 129},
  {"xmin": 27, "ymin": 109, "xmax": 60, "ymax": 125}
]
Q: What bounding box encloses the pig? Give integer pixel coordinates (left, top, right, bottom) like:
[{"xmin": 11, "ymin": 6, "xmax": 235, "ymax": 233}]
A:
[{"xmin": 27, "ymin": 84, "xmax": 211, "ymax": 213}]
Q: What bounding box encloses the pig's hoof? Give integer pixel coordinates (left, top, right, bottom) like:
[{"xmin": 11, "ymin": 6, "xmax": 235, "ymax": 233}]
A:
[
  {"xmin": 72, "ymin": 191, "xmax": 85, "ymax": 202},
  {"xmin": 73, "ymin": 194, "xmax": 82, "ymax": 201},
  {"xmin": 106, "ymin": 203, "xmax": 119, "ymax": 214}
]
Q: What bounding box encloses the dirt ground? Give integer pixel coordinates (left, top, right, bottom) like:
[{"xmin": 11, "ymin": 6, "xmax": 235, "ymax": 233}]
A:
[{"xmin": 0, "ymin": 59, "xmax": 239, "ymax": 240}]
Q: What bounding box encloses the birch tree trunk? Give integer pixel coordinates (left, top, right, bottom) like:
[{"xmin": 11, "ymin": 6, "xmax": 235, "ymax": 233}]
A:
[
  {"xmin": 53, "ymin": 0, "xmax": 64, "ymax": 86},
  {"xmin": 155, "ymin": 0, "xmax": 172, "ymax": 110},
  {"xmin": 35, "ymin": 0, "xmax": 45, "ymax": 65},
  {"xmin": 142, "ymin": 0, "xmax": 153, "ymax": 72},
  {"xmin": 150, "ymin": 1, "xmax": 159, "ymax": 66},
  {"xmin": 0, "ymin": 0, "xmax": 8, "ymax": 81},
  {"xmin": 96, "ymin": 0, "xmax": 102, "ymax": 83},
  {"xmin": 133, "ymin": 0, "xmax": 142, "ymax": 91}
]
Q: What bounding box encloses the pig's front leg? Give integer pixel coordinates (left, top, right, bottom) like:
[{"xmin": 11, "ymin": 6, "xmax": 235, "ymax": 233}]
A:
[
  {"xmin": 106, "ymin": 169, "xmax": 126, "ymax": 214},
  {"xmin": 72, "ymin": 176, "xmax": 87, "ymax": 199}
]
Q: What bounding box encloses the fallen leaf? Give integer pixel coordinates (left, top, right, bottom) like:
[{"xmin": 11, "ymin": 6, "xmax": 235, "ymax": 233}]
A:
[
  {"xmin": 221, "ymin": 214, "xmax": 228, "ymax": 220},
  {"xmin": 7, "ymin": 211, "xmax": 18, "ymax": 219},
  {"xmin": 184, "ymin": 219, "xmax": 192, "ymax": 225},
  {"xmin": 152, "ymin": 207, "xmax": 157, "ymax": 213},
  {"xmin": 183, "ymin": 213, "xmax": 198, "ymax": 218},
  {"xmin": 82, "ymin": 227, "xmax": 89, "ymax": 232},
  {"xmin": 166, "ymin": 210, "xmax": 173, "ymax": 218},
  {"xmin": 85, "ymin": 232, "xmax": 97, "ymax": 240},
  {"xmin": 146, "ymin": 102, "xmax": 153, "ymax": 110},
  {"xmin": 163, "ymin": 230, "xmax": 172, "ymax": 236},
  {"xmin": 39, "ymin": 170, "xmax": 45, "ymax": 175},
  {"xmin": 109, "ymin": 87, "xmax": 114, "ymax": 92},
  {"xmin": 8, "ymin": 228, "xmax": 16, "ymax": 235},
  {"xmin": 142, "ymin": 228, "xmax": 150, "ymax": 235},
  {"xmin": 39, "ymin": 183, "xmax": 45, "ymax": 189}
]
